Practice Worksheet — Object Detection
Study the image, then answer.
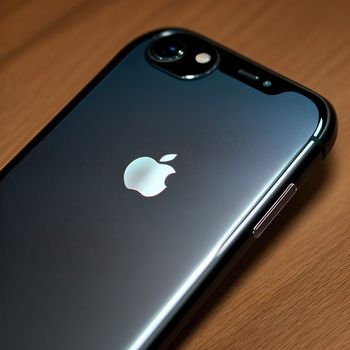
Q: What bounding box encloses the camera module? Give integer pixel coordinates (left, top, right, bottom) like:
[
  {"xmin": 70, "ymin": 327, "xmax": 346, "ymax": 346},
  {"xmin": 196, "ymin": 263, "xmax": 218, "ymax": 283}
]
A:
[{"xmin": 147, "ymin": 33, "xmax": 219, "ymax": 80}]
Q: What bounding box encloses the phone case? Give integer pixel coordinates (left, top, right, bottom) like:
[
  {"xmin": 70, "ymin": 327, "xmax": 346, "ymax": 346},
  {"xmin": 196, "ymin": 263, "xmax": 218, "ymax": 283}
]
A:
[{"xmin": 0, "ymin": 28, "xmax": 337, "ymax": 350}]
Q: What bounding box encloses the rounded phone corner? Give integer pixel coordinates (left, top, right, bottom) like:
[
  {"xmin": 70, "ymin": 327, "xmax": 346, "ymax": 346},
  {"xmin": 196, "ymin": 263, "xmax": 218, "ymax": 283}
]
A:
[{"xmin": 315, "ymin": 97, "xmax": 338, "ymax": 157}]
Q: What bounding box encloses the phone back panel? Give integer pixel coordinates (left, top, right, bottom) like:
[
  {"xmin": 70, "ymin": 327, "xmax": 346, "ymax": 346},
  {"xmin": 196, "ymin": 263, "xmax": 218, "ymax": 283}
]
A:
[{"xmin": 0, "ymin": 32, "xmax": 319, "ymax": 350}]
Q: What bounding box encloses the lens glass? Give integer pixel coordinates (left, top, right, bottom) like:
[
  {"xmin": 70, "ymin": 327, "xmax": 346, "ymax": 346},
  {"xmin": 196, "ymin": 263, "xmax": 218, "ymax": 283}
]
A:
[{"xmin": 149, "ymin": 38, "xmax": 185, "ymax": 62}]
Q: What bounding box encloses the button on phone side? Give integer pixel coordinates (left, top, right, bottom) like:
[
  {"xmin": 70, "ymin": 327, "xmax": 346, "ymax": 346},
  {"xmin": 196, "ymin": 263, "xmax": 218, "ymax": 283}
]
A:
[{"xmin": 253, "ymin": 183, "xmax": 298, "ymax": 239}]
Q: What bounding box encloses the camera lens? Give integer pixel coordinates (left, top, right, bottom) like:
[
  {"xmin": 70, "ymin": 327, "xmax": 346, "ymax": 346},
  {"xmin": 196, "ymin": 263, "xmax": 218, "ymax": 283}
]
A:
[{"xmin": 149, "ymin": 37, "xmax": 186, "ymax": 62}]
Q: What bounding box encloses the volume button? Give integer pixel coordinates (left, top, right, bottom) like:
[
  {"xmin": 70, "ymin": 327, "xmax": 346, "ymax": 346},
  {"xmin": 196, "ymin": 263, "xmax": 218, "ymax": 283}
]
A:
[{"xmin": 253, "ymin": 183, "xmax": 297, "ymax": 239}]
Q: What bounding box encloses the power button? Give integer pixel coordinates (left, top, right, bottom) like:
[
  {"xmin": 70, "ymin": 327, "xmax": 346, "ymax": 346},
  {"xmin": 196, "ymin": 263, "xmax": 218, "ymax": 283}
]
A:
[{"xmin": 253, "ymin": 183, "xmax": 297, "ymax": 239}]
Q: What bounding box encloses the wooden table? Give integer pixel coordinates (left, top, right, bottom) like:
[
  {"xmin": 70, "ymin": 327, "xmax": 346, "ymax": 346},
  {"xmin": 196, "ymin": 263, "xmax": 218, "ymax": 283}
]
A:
[{"xmin": 1, "ymin": 0, "xmax": 349, "ymax": 349}]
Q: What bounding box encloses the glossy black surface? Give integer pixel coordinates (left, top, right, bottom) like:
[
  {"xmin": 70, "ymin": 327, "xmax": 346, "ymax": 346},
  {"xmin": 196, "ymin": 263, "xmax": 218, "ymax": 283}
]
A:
[{"xmin": 0, "ymin": 29, "xmax": 335, "ymax": 350}]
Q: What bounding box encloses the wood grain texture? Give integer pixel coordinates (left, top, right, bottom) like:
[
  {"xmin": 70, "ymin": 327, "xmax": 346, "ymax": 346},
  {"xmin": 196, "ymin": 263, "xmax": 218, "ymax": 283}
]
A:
[{"xmin": 1, "ymin": 0, "xmax": 349, "ymax": 349}]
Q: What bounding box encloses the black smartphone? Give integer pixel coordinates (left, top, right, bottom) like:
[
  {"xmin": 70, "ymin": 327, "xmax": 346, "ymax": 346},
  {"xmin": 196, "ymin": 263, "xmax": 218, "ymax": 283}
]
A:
[{"xmin": 0, "ymin": 28, "xmax": 336, "ymax": 350}]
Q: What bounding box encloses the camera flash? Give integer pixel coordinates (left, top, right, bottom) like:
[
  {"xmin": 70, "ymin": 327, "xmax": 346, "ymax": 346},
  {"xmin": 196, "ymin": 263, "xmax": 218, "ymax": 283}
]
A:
[{"xmin": 195, "ymin": 52, "xmax": 211, "ymax": 64}]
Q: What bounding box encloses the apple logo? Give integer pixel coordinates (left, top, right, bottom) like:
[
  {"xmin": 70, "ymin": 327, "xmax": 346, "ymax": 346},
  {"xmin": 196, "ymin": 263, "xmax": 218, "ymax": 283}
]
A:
[{"xmin": 123, "ymin": 154, "xmax": 177, "ymax": 197}]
